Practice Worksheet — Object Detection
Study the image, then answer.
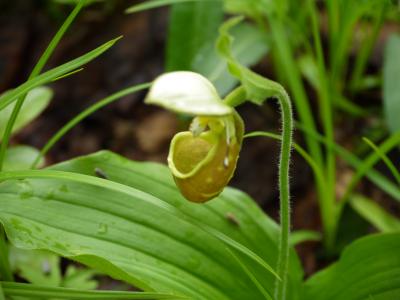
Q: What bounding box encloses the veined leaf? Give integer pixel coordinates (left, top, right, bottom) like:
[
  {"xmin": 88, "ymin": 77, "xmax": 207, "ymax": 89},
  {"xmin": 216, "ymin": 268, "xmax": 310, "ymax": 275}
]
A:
[
  {"xmin": 303, "ymin": 233, "xmax": 400, "ymax": 300},
  {"xmin": 0, "ymin": 87, "xmax": 52, "ymax": 139},
  {"xmin": 384, "ymin": 33, "xmax": 400, "ymax": 134},
  {"xmin": 0, "ymin": 151, "xmax": 303, "ymax": 300}
]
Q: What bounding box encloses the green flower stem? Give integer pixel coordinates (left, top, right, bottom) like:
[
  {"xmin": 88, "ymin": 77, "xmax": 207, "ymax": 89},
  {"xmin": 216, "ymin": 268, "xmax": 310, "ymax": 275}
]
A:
[
  {"xmin": 223, "ymin": 85, "xmax": 293, "ymax": 300},
  {"xmin": 273, "ymin": 89, "xmax": 293, "ymax": 300}
]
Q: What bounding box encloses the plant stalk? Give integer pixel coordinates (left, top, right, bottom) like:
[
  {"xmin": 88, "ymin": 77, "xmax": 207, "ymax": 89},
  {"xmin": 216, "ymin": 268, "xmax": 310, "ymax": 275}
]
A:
[
  {"xmin": 225, "ymin": 85, "xmax": 294, "ymax": 300},
  {"xmin": 274, "ymin": 88, "xmax": 293, "ymax": 300}
]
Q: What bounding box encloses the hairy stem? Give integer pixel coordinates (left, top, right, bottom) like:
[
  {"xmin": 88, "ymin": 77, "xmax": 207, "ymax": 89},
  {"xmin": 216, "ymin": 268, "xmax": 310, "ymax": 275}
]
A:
[
  {"xmin": 224, "ymin": 84, "xmax": 293, "ymax": 299},
  {"xmin": 274, "ymin": 88, "xmax": 293, "ymax": 300}
]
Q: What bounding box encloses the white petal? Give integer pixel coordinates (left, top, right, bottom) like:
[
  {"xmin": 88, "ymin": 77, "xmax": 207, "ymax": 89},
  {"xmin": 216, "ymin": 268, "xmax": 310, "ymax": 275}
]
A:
[{"xmin": 145, "ymin": 71, "xmax": 232, "ymax": 116}]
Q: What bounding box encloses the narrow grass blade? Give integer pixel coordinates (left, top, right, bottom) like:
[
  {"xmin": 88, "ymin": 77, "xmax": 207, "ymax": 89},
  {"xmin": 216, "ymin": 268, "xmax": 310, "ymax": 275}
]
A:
[
  {"xmin": 290, "ymin": 230, "xmax": 321, "ymax": 246},
  {"xmin": 1, "ymin": 282, "xmax": 184, "ymax": 299},
  {"xmin": 244, "ymin": 131, "xmax": 327, "ymax": 195},
  {"xmin": 0, "ymin": 281, "xmax": 5, "ymax": 300},
  {"xmin": 297, "ymin": 123, "xmax": 400, "ymax": 202},
  {"xmin": 125, "ymin": 0, "xmax": 218, "ymax": 14},
  {"xmin": 32, "ymin": 82, "xmax": 151, "ymax": 168},
  {"xmin": 0, "ymin": 37, "xmax": 121, "ymax": 112},
  {"xmin": 362, "ymin": 137, "xmax": 400, "ymax": 185},
  {"xmin": 350, "ymin": 194, "xmax": 400, "ymax": 232}
]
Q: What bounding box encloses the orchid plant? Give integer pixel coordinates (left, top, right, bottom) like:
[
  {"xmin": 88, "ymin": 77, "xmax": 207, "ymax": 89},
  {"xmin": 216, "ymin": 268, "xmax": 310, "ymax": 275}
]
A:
[{"xmin": 0, "ymin": 1, "xmax": 400, "ymax": 300}]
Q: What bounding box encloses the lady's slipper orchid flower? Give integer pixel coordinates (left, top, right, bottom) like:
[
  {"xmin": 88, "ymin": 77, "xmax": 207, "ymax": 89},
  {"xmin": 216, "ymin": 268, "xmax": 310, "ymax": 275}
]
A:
[{"xmin": 145, "ymin": 71, "xmax": 244, "ymax": 203}]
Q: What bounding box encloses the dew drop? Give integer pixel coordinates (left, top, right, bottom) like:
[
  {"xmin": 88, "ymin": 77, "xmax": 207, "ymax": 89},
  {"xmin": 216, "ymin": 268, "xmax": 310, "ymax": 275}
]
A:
[
  {"xmin": 18, "ymin": 180, "xmax": 33, "ymax": 200},
  {"xmin": 97, "ymin": 223, "xmax": 108, "ymax": 235},
  {"xmin": 59, "ymin": 184, "xmax": 69, "ymax": 193}
]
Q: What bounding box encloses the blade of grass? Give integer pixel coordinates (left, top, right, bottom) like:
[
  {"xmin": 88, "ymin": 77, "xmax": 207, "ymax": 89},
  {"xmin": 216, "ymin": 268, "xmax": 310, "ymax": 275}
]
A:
[
  {"xmin": 340, "ymin": 132, "xmax": 400, "ymax": 205},
  {"xmin": 297, "ymin": 123, "xmax": 400, "ymax": 202},
  {"xmin": 0, "ymin": 170, "xmax": 280, "ymax": 280},
  {"xmin": 226, "ymin": 247, "xmax": 273, "ymax": 300},
  {"xmin": 266, "ymin": 15, "xmax": 323, "ymax": 169},
  {"xmin": 31, "ymin": 82, "xmax": 151, "ymax": 169},
  {"xmin": 362, "ymin": 137, "xmax": 400, "ymax": 184},
  {"xmin": 350, "ymin": 194, "xmax": 400, "ymax": 232},
  {"xmin": 125, "ymin": 0, "xmax": 218, "ymax": 14},
  {"xmin": 0, "ymin": 1, "xmax": 89, "ymax": 284},
  {"xmin": 244, "ymin": 131, "xmax": 327, "ymax": 200},
  {"xmin": 0, "ymin": 0, "xmax": 86, "ymax": 172},
  {"xmin": 52, "ymin": 68, "xmax": 85, "ymax": 81},
  {"xmin": 0, "ymin": 221, "xmax": 13, "ymax": 282},
  {"xmin": 349, "ymin": 4, "xmax": 386, "ymax": 92},
  {"xmin": 0, "ymin": 282, "xmax": 5, "ymax": 300},
  {"xmin": 1, "ymin": 282, "xmax": 184, "ymax": 299},
  {"xmin": 307, "ymin": 0, "xmax": 336, "ymax": 249},
  {"xmin": 290, "ymin": 230, "xmax": 321, "ymax": 246},
  {"xmin": 0, "ymin": 36, "xmax": 121, "ymax": 113}
]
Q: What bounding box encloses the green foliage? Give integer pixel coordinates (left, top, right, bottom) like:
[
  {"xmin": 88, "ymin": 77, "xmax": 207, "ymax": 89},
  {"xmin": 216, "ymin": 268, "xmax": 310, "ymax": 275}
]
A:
[
  {"xmin": 0, "ymin": 151, "xmax": 303, "ymax": 300},
  {"xmin": 10, "ymin": 246, "xmax": 98, "ymax": 289},
  {"xmin": 303, "ymin": 233, "xmax": 400, "ymax": 299},
  {"xmin": 4, "ymin": 146, "xmax": 44, "ymax": 171},
  {"xmin": 384, "ymin": 34, "xmax": 400, "ymax": 134},
  {"xmin": 0, "ymin": 87, "xmax": 52, "ymax": 140},
  {"xmin": 0, "ymin": 37, "xmax": 120, "ymax": 112},
  {"xmin": 350, "ymin": 195, "xmax": 400, "ymax": 232},
  {"xmin": 1, "ymin": 282, "xmax": 180, "ymax": 299},
  {"xmin": 217, "ymin": 17, "xmax": 285, "ymax": 105},
  {"xmin": 193, "ymin": 22, "xmax": 269, "ymax": 96},
  {"xmin": 166, "ymin": 0, "xmax": 224, "ymax": 71}
]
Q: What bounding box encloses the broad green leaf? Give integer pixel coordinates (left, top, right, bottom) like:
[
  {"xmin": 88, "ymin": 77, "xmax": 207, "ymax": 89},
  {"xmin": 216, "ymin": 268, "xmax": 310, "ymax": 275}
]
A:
[
  {"xmin": 193, "ymin": 23, "xmax": 269, "ymax": 96},
  {"xmin": 3, "ymin": 146, "xmax": 44, "ymax": 171},
  {"xmin": 1, "ymin": 282, "xmax": 181, "ymax": 299},
  {"xmin": 145, "ymin": 72, "xmax": 232, "ymax": 116},
  {"xmin": 0, "ymin": 151, "xmax": 303, "ymax": 300},
  {"xmin": 350, "ymin": 195, "xmax": 400, "ymax": 233},
  {"xmin": 0, "ymin": 87, "xmax": 52, "ymax": 139},
  {"xmin": 166, "ymin": 0, "xmax": 223, "ymax": 71},
  {"xmin": 384, "ymin": 34, "xmax": 400, "ymax": 133},
  {"xmin": 303, "ymin": 233, "xmax": 400, "ymax": 300},
  {"xmin": 0, "ymin": 37, "xmax": 120, "ymax": 112}
]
